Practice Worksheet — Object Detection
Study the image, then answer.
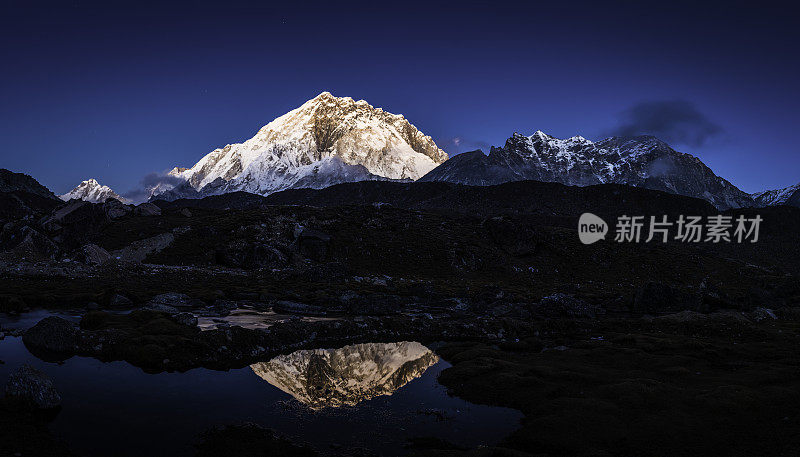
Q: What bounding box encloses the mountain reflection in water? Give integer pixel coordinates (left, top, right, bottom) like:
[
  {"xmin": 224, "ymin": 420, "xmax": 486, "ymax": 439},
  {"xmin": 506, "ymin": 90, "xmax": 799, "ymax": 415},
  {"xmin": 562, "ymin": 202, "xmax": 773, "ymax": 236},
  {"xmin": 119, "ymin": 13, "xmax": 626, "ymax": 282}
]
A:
[{"xmin": 251, "ymin": 342, "xmax": 439, "ymax": 408}]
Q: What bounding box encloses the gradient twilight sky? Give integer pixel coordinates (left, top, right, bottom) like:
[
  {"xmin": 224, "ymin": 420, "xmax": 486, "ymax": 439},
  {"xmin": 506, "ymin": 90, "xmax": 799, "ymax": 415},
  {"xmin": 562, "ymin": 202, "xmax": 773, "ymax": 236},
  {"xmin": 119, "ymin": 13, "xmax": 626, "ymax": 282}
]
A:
[{"xmin": 1, "ymin": 0, "xmax": 798, "ymax": 195}]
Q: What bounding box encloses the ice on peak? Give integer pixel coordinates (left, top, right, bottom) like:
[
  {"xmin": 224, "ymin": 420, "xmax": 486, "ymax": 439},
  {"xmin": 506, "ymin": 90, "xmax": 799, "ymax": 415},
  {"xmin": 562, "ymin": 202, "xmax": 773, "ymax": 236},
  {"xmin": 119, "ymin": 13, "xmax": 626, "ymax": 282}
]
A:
[
  {"xmin": 313, "ymin": 91, "xmax": 334, "ymax": 99},
  {"xmin": 166, "ymin": 93, "xmax": 448, "ymax": 198},
  {"xmin": 568, "ymin": 135, "xmax": 592, "ymax": 144},
  {"xmin": 61, "ymin": 178, "xmax": 129, "ymax": 204},
  {"xmin": 751, "ymin": 182, "xmax": 800, "ymax": 206}
]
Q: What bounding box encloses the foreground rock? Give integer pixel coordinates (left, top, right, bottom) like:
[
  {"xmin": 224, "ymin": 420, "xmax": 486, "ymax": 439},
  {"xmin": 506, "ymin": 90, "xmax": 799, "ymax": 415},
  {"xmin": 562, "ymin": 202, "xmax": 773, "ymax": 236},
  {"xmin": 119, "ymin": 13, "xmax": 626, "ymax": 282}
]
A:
[
  {"xmin": 173, "ymin": 312, "xmax": 198, "ymax": 327},
  {"xmin": 109, "ymin": 293, "xmax": 133, "ymax": 309},
  {"xmin": 133, "ymin": 202, "xmax": 161, "ymax": 216},
  {"xmin": 28, "ymin": 309, "xmax": 536, "ymax": 372},
  {"xmin": 147, "ymin": 292, "xmax": 195, "ymax": 309},
  {"xmin": 22, "ymin": 316, "xmax": 77, "ymax": 353},
  {"xmin": 4, "ymin": 364, "xmax": 62, "ymax": 409},
  {"xmin": 79, "ymin": 243, "xmax": 111, "ymax": 264},
  {"xmin": 435, "ymin": 312, "xmax": 800, "ymax": 457}
]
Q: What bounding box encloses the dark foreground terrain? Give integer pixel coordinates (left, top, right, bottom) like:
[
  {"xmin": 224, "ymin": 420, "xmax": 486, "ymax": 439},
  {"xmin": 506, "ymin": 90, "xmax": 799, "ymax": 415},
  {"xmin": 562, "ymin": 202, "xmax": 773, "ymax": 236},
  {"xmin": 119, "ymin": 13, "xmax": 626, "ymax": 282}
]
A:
[{"xmin": 2, "ymin": 176, "xmax": 800, "ymax": 456}]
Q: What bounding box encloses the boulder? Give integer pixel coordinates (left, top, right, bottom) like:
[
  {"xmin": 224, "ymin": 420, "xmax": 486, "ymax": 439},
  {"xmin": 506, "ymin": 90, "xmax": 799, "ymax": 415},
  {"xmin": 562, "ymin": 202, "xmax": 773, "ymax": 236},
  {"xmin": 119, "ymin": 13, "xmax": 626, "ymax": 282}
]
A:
[
  {"xmin": 102, "ymin": 199, "xmax": 131, "ymax": 219},
  {"xmin": 47, "ymin": 200, "xmax": 92, "ymax": 224},
  {"xmin": 110, "ymin": 232, "xmax": 174, "ymax": 262},
  {"xmin": 10, "ymin": 226, "xmax": 58, "ymax": 259},
  {"xmin": 80, "ymin": 243, "xmax": 111, "ymax": 264},
  {"xmin": 22, "ymin": 317, "xmax": 77, "ymax": 353},
  {"xmin": 216, "ymin": 241, "xmax": 288, "ymax": 269},
  {"xmin": 4, "ymin": 364, "xmax": 62, "ymax": 409},
  {"xmin": 148, "ymin": 292, "xmax": 193, "ymax": 309},
  {"xmin": 133, "ymin": 202, "xmax": 161, "ymax": 216},
  {"xmin": 173, "ymin": 312, "xmax": 198, "ymax": 327},
  {"xmin": 109, "ymin": 293, "xmax": 133, "ymax": 308},
  {"xmin": 142, "ymin": 303, "xmax": 179, "ymax": 313},
  {"xmin": 201, "ymin": 299, "xmax": 239, "ymax": 317}
]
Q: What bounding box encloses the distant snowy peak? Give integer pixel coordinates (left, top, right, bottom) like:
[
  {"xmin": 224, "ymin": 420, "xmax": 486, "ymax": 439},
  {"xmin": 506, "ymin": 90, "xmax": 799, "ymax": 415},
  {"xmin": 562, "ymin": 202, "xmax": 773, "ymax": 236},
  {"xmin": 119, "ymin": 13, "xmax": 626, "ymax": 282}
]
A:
[
  {"xmin": 61, "ymin": 179, "xmax": 129, "ymax": 204},
  {"xmin": 752, "ymin": 182, "xmax": 800, "ymax": 207},
  {"xmin": 167, "ymin": 92, "xmax": 447, "ymax": 198},
  {"xmin": 421, "ymin": 131, "xmax": 754, "ymax": 210}
]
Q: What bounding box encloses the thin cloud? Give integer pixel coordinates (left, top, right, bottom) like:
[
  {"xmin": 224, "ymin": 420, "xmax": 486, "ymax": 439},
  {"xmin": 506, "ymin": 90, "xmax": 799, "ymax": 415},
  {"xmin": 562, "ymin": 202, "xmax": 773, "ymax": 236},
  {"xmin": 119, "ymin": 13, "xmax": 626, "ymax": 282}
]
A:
[
  {"xmin": 604, "ymin": 100, "xmax": 722, "ymax": 147},
  {"xmin": 122, "ymin": 172, "xmax": 186, "ymax": 203}
]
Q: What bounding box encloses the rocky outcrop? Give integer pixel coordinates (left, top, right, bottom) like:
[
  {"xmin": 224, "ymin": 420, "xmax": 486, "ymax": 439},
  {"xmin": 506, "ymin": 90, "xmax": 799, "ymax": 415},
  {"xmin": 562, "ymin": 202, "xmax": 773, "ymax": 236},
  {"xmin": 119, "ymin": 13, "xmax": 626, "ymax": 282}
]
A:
[
  {"xmin": 173, "ymin": 312, "xmax": 198, "ymax": 327},
  {"xmin": 146, "ymin": 292, "xmax": 197, "ymax": 309},
  {"xmin": 9, "ymin": 226, "xmax": 59, "ymax": 259},
  {"xmin": 0, "ymin": 169, "xmax": 60, "ymax": 201},
  {"xmin": 133, "ymin": 202, "xmax": 161, "ymax": 216},
  {"xmin": 110, "ymin": 233, "xmax": 174, "ymax": 262},
  {"xmin": 22, "ymin": 316, "xmax": 77, "ymax": 353},
  {"xmin": 102, "ymin": 199, "xmax": 131, "ymax": 219},
  {"xmin": 79, "ymin": 243, "xmax": 111, "ymax": 264},
  {"xmin": 109, "ymin": 293, "xmax": 133, "ymax": 308},
  {"xmin": 4, "ymin": 364, "xmax": 62, "ymax": 409}
]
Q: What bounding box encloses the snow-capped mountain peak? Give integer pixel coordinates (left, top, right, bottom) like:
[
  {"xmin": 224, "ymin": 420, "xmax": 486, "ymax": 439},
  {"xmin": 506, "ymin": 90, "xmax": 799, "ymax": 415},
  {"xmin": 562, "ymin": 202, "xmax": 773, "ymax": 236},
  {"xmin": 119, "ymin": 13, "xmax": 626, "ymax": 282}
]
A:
[
  {"xmin": 158, "ymin": 92, "xmax": 448, "ymax": 200},
  {"xmin": 752, "ymin": 182, "xmax": 800, "ymax": 207},
  {"xmin": 421, "ymin": 131, "xmax": 754, "ymax": 209},
  {"xmin": 61, "ymin": 179, "xmax": 129, "ymax": 204}
]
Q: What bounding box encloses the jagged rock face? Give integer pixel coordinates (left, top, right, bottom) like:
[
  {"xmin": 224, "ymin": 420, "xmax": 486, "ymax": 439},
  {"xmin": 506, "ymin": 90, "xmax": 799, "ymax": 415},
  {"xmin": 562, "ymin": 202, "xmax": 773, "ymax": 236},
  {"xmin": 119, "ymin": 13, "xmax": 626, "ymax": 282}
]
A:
[
  {"xmin": 420, "ymin": 131, "xmax": 755, "ymax": 210},
  {"xmin": 163, "ymin": 92, "xmax": 447, "ymax": 198},
  {"xmin": 0, "ymin": 168, "xmax": 60, "ymax": 200},
  {"xmin": 417, "ymin": 150, "xmax": 521, "ymax": 186},
  {"xmin": 250, "ymin": 341, "xmax": 439, "ymax": 409},
  {"xmin": 60, "ymin": 179, "xmax": 129, "ymax": 204},
  {"xmin": 752, "ymin": 183, "xmax": 800, "ymax": 207}
]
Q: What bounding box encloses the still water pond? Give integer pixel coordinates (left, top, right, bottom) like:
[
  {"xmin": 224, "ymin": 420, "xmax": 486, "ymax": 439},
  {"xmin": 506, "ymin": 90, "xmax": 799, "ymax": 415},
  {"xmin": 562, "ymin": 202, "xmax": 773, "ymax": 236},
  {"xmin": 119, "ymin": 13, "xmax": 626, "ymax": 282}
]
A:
[{"xmin": 0, "ymin": 311, "xmax": 521, "ymax": 456}]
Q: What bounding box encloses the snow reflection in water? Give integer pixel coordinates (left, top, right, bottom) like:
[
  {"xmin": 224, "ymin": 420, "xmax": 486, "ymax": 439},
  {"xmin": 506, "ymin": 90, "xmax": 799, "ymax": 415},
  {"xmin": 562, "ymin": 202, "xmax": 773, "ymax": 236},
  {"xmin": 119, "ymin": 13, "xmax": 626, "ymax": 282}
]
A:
[
  {"xmin": 251, "ymin": 342, "xmax": 439, "ymax": 408},
  {"xmin": 1, "ymin": 310, "xmax": 522, "ymax": 456}
]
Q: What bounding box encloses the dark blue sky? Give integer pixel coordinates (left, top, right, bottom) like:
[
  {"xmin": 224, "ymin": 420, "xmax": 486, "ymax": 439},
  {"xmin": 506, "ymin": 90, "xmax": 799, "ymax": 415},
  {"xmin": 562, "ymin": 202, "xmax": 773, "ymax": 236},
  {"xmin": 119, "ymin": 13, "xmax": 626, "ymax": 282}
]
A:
[{"xmin": 1, "ymin": 0, "xmax": 798, "ymax": 195}]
